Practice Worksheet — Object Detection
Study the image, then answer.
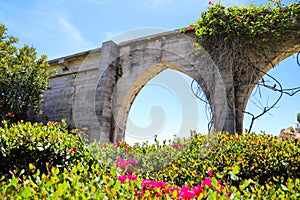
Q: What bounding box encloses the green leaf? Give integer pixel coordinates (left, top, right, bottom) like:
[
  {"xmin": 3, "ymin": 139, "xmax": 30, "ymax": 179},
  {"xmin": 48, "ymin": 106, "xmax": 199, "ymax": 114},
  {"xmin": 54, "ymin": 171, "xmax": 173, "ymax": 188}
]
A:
[
  {"xmin": 232, "ymin": 165, "xmax": 240, "ymax": 175},
  {"xmin": 21, "ymin": 187, "xmax": 34, "ymax": 198},
  {"xmin": 110, "ymin": 167, "xmax": 117, "ymax": 177}
]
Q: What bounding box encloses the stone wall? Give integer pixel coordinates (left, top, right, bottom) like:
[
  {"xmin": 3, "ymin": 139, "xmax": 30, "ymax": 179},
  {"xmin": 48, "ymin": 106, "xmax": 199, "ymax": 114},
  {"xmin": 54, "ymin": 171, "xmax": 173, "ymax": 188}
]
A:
[{"xmin": 40, "ymin": 30, "xmax": 300, "ymax": 143}]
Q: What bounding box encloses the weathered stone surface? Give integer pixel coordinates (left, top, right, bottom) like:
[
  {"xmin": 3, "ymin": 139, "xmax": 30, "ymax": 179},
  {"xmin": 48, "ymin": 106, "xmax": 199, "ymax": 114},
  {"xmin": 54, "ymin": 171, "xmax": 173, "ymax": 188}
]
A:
[{"xmin": 40, "ymin": 30, "xmax": 300, "ymax": 143}]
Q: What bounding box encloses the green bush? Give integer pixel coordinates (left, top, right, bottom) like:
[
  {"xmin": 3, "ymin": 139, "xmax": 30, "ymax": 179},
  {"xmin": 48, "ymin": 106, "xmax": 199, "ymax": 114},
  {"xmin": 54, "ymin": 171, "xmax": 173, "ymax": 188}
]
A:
[
  {"xmin": 0, "ymin": 119, "xmax": 94, "ymax": 180},
  {"xmin": 149, "ymin": 133, "xmax": 300, "ymax": 187},
  {"xmin": 1, "ymin": 121, "xmax": 300, "ymax": 199}
]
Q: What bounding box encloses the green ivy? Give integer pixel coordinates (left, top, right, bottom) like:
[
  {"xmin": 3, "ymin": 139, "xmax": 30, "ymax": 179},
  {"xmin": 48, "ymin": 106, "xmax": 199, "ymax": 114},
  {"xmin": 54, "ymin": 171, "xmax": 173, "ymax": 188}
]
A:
[{"xmin": 192, "ymin": 1, "xmax": 300, "ymax": 45}]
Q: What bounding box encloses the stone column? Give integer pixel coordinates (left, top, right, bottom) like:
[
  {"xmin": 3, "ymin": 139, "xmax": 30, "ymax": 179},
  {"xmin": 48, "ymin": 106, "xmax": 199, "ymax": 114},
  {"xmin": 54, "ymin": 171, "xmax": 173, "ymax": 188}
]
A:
[{"xmin": 95, "ymin": 40, "xmax": 120, "ymax": 142}]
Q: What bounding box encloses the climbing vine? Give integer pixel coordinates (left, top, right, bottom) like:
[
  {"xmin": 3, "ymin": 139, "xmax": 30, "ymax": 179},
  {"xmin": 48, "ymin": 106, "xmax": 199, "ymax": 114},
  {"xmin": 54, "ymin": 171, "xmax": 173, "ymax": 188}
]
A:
[
  {"xmin": 195, "ymin": 1, "xmax": 300, "ymax": 44},
  {"xmin": 186, "ymin": 0, "xmax": 300, "ymax": 133}
]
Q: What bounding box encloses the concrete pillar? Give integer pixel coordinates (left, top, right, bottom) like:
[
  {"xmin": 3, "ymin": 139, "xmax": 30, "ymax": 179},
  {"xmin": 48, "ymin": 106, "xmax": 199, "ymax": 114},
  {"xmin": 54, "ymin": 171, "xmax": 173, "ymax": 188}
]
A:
[{"xmin": 94, "ymin": 40, "xmax": 120, "ymax": 142}]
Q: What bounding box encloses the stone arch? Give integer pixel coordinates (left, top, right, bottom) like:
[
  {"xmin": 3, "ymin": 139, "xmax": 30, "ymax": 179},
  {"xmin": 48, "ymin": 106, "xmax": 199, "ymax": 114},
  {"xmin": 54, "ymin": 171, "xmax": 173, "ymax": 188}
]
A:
[
  {"xmin": 108, "ymin": 32, "xmax": 230, "ymax": 142},
  {"xmin": 244, "ymin": 44, "xmax": 300, "ymax": 113},
  {"xmin": 235, "ymin": 38, "xmax": 300, "ymax": 132},
  {"xmin": 112, "ymin": 61, "xmax": 206, "ymax": 142}
]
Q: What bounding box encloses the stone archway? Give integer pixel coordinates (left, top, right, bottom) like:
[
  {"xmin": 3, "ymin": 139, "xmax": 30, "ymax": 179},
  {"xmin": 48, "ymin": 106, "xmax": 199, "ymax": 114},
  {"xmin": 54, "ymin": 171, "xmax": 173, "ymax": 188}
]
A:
[
  {"xmin": 233, "ymin": 38, "xmax": 300, "ymax": 133},
  {"xmin": 112, "ymin": 62, "xmax": 206, "ymax": 142}
]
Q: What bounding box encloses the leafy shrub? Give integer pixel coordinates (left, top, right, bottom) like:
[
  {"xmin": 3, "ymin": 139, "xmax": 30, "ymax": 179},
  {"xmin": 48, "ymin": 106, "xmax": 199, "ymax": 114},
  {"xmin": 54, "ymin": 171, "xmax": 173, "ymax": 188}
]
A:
[
  {"xmin": 0, "ymin": 119, "xmax": 94, "ymax": 180},
  {"xmin": 149, "ymin": 132, "xmax": 300, "ymax": 187},
  {"xmin": 1, "ymin": 121, "xmax": 300, "ymax": 199}
]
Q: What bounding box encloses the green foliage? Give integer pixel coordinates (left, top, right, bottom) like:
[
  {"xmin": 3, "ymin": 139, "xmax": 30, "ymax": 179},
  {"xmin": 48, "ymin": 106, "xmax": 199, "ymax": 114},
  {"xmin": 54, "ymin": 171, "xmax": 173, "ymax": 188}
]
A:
[
  {"xmin": 288, "ymin": 126, "xmax": 296, "ymax": 133},
  {"xmin": 297, "ymin": 113, "xmax": 300, "ymax": 123},
  {"xmin": 150, "ymin": 133, "xmax": 300, "ymax": 187},
  {"xmin": 193, "ymin": 2, "xmax": 300, "ymax": 45},
  {"xmin": 0, "ymin": 24, "xmax": 54, "ymax": 125},
  {"xmin": 0, "ymin": 121, "xmax": 300, "ymax": 199},
  {"xmin": 0, "ymin": 119, "xmax": 94, "ymax": 180}
]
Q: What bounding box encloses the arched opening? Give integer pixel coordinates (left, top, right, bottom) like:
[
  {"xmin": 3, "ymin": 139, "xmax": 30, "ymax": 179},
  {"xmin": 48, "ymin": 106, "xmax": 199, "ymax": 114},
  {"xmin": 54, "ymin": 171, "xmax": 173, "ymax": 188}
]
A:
[
  {"xmin": 244, "ymin": 53, "xmax": 300, "ymax": 135},
  {"xmin": 124, "ymin": 68, "xmax": 210, "ymax": 145}
]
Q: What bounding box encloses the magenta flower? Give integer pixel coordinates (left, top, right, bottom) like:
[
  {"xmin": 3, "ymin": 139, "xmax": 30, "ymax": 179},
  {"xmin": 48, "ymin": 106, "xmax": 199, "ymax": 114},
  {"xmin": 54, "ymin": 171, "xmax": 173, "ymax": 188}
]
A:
[
  {"xmin": 118, "ymin": 174, "xmax": 137, "ymax": 183},
  {"xmin": 152, "ymin": 181, "xmax": 167, "ymax": 188},
  {"xmin": 115, "ymin": 158, "xmax": 138, "ymax": 170},
  {"xmin": 114, "ymin": 141, "xmax": 120, "ymax": 147},
  {"xmin": 141, "ymin": 180, "xmax": 154, "ymax": 189},
  {"xmin": 128, "ymin": 159, "xmax": 138, "ymax": 164},
  {"xmin": 207, "ymin": 169, "xmax": 214, "ymax": 176},
  {"xmin": 179, "ymin": 186, "xmax": 195, "ymax": 199},
  {"xmin": 193, "ymin": 185, "xmax": 204, "ymax": 196},
  {"xmin": 202, "ymin": 177, "xmax": 212, "ymax": 188}
]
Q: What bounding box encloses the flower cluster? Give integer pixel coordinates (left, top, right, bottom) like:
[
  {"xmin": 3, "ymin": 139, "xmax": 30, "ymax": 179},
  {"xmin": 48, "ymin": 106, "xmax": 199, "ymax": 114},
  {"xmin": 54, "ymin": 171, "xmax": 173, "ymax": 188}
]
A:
[
  {"xmin": 115, "ymin": 158, "xmax": 138, "ymax": 171},
  {"xmin": 117, "ymin": 174, "xmax": 137, "ymax": 183},
  {"xmin": 117, "ymin": 170, "xmax": 230, "ymax": 199},
  {"xmin": 171, "ymin": 143, "xmax": 182, "ymax": 148}
]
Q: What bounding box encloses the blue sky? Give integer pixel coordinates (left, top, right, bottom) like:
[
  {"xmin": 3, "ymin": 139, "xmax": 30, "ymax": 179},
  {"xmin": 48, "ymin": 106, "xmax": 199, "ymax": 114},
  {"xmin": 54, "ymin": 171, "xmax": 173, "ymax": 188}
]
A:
[{"xmin": 1, "ymin": 0, "xmax": 299, "ymax": 144}]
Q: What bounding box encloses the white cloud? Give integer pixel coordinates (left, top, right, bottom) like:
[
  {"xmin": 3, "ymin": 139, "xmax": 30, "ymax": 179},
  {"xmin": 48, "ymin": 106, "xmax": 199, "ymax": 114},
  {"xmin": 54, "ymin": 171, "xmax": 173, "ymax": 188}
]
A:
[{"xmin": 57, "ymin": 13, "xmax": 94, "ymax": 49}]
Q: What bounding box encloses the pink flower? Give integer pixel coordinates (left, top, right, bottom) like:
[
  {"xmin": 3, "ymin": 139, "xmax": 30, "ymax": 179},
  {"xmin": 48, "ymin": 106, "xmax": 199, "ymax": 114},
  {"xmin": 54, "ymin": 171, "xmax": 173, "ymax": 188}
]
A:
[
  {"xmin": 118, "ymin": 174, "xmax": 137, "ymax": 183},
  {"xmin": 114, "ymin": 141, "xmax": 120, "ymax": 147},
  {"xmin": 115, "ymin": 158, "xmax": 138, "ymax": 170},
  {"xmin": 172, "ymin": 143, "xmax": 182, "ymax": 148},
  {"xmin": 118, "ymin": 176, "xmax": 127, "ymax": 183},
  {"xmin": 202, "ymin": 178, "xmax": 212, "ymax": 188},
  {"xmin": 207, "ymin": 169, "xmax": 214, "ymax": 176},
  {"xmin": 128, "ymin": 159, "xmax": 138, "ymax": 164},
  {"xmin": 141, "ymin": 180, "xmax": 153, "ymax": 188},
  {"xmin": 193, "ymin": 185, "xmax": 203, "ymax": 196},
  {"xmin": 179, "ymin": 186, "xmax": 195, "ymax": 199},
  {"xmin": 152, "ymin": 181, "xmax": 167, "ymax": 188}
]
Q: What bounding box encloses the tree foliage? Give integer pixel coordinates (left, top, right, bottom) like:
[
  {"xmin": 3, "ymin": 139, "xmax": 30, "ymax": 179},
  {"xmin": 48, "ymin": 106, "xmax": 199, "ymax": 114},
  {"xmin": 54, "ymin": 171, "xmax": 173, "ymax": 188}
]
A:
[
  {"xmin": 0, "ymin": 24, "xmax": 53, "ymax": 124},
  {"xmin": 297, "ymin": 113, "xmax": 300, "ymax": 123}
]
